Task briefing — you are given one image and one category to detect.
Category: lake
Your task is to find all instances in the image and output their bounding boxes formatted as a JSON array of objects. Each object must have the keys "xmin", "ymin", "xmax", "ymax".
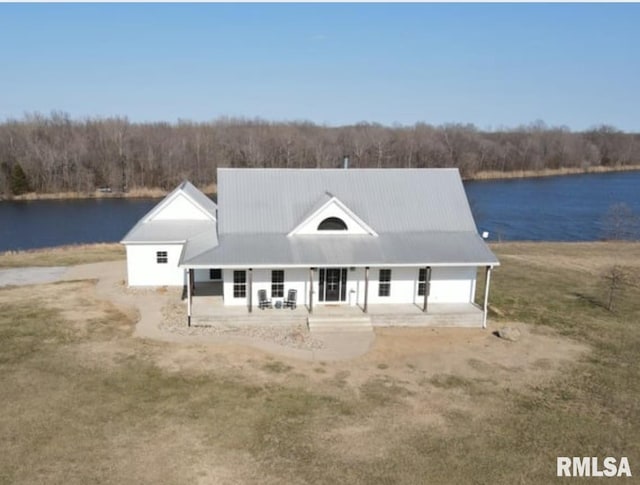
[
  {"xmin": 465, "ymin": 170, "xmax": 640, "ymax": 242},
  {"xmin": 0, "ymin": 198, "xmax": 160, "ymax": 252},
  {"xmin": 1, "ymin": 171, "xmax": 639, "ymax": 252}
]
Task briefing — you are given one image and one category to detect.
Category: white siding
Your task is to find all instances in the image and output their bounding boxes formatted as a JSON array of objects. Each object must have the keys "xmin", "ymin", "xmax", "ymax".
[
  {"xmin": 353, "ymin": 266, "xmax": 475, "ymax": 305},
  {"xmin": 220, "ymin": 265, "xmax": 477, "ymax": 307},
  {"xmin": 125, "ymin": 244, "xmax": 185, "ymax": 286},
  {"xmin": 223, "ymin": 268, "xmax": 310, "ymax": 306},
  {"xmin": 429, "ymin": 267, "xmax": 477, "ymax": 303},
  {"xmin": 149, "ymin": 193, "xmax": 210, "ymax": 221},
  {"xmin": 357, "ymin": 267, "xmax": 417, "ymax": 305}
]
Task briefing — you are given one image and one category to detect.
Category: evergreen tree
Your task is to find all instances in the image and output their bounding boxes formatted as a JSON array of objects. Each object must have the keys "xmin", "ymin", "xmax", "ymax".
[{"xmin": 10, "ymin": 163, "xmax": 31, "ymax": 195}]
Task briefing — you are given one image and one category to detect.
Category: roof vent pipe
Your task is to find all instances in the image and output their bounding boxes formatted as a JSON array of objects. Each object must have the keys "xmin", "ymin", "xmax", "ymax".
[{"xmin": 343, "ymin": 156, "xmax": 349, "ymax": 169}]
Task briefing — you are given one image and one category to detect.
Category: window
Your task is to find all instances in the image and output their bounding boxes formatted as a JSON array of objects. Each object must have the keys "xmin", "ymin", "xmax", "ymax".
[
  {"xmin": 271, "ymin": 270, "xmax": 284, "ymax": 298},
  {"xmin": 317, "ymin": 217, "xmax": 348, "ymax": 231},
  {"xmin": 378, "ymin": 269, "xmax": 391, "ymax": 297},
  {"xmin": 418, "ymin": 268, "xmax": 427, "ymax": 296},
  {"xmin": 156, "ymin": 251, "xmax": 168, "ymax": 264},
  {"xmin": 233, "ymin": 270, "xmax": 246, "ymax": 298},
  {"xmin": 209, "ymin": 268, "xmax": 222, "ymax": 280}
]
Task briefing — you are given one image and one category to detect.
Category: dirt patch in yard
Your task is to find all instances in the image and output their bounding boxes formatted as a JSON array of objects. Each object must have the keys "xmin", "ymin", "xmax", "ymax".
[
  {"xmin": 149, "ymin": 321, "xmax": 586, "ymax": 392},
  {"xmin": 145, "ymin": 315, "xmax": 590, "ymax": 472},
  {"xmin": 359, "ymin": 323, "xmax": 586, "ymax": 388}
]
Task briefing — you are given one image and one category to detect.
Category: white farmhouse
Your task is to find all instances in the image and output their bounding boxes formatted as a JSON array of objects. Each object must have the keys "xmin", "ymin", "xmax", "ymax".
[{"xmin": 122, "ymin": 168, "xmax": 499, "ymax": 328}]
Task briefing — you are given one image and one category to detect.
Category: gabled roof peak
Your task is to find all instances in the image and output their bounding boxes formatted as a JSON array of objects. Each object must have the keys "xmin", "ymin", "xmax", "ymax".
[
  {"xmin": 140, "ymin": 181, "xmax": 217, "ymax": 223},
  {"xmin": 287, "ymin": 193, "xmax": 378, "ymax": 237}
]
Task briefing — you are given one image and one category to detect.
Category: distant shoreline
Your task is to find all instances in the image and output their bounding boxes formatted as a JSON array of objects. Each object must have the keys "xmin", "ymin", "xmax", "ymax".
[
  {"xmin": 467, "ymin": 164, "xmax": 640, "ymax": 181},
  {"xmin": 2, "ymin": 166, "xmax": 639, "ymax": 201},
  {"xmin": 1, "ymin": 184, "xmax": 217, "ymax": 202}
]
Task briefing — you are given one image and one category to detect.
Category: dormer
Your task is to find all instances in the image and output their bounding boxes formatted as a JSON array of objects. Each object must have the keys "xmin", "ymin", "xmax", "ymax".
[
  {"xmin": 288, "ymin": 193, "xmax": 377, "ymax": 236},
  {"xmin": 143, "ymin": 182, "xmax": 217, "ymax": 223}
]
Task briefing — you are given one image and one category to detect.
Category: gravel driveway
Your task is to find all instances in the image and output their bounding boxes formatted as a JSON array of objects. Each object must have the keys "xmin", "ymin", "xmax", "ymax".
[{"xmin": 0, "ymin": 267, "xmax": 67, "ymax": 287}]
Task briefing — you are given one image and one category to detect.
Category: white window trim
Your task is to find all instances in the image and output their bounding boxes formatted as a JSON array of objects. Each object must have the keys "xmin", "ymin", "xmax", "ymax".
[
  {"xmin": 156, "ymin": 251, "xmax": 168, "ymax": 264},
  {"xmin": 287, "ymin": 196, "xmax": 378, "ymax": 237}
]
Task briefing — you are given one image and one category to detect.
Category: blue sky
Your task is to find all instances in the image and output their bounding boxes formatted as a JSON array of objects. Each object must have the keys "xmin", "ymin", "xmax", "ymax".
[{"xmin": 1, "ymin": 3, "xmax": 639, "ymax": 131}]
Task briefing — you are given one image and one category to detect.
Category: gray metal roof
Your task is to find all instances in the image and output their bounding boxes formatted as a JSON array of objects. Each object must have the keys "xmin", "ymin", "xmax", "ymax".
[
  {"xmin": 121, "ymin": 181, "xmax": 217, "ymax": 244},
  {"xmin": 179, "ymin": 181, "xmax": 217, "ymax": 219},
  {"xmin": 217, "ymin": 168, "xmax": 477, "ymax": 234},
  {"xmin": 121, "ymin": 220, "xmax": 216, "ymax": 244},
  {"xmin": 123, "ymin": 170, "xmax": 498, "ymax": 269},
  {"xmin": 181, "ymin": 227, "xmax": 219, "ymax": 262},
  {"xmin": 180, "ymin": 231, "xmax": 498, "ymax": 268}
]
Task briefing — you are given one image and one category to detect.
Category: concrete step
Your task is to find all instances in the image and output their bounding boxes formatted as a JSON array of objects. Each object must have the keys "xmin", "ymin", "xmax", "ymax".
[
  {"xmin": 191, "ymin": 313, "xmax": 307, "ymax": 327},
  {"xmin": 371, "ymin": 312, "xmax": 482, "ymax": 327},
  {"xmin": 308, "ymin": 315, "xmax": 373, "ymax": 333}
]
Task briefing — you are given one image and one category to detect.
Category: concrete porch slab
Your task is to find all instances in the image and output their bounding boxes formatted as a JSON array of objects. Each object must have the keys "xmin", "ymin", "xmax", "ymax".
[{"xmin": 191, "ymin": 293, "xmax": 483, "ymax": 328}]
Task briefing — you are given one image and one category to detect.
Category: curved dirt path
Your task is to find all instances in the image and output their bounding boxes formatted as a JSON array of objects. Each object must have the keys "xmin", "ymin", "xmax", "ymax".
[{"xmin": 62, "ymin": 260, "xmax": 374, "ymax": 361}]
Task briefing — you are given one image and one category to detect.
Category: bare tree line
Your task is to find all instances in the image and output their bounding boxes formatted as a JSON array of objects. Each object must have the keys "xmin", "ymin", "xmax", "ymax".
[{"xmin": 1, "ymin": 112, "xmax": 639, "ymax": 195}]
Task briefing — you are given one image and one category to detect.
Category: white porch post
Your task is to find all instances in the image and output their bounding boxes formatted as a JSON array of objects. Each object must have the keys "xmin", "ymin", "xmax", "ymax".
[
  {"xmin": 482, "ymin": 265, "xmax": 492, "ymax": 329},
  {"xmin": 309, "ymin": 268, "xmax": 314, "ymax": 314},
  {"xmin": 248, "ymin": 268, "xmax": 253, "ymax": 313},
  {"xmin": 422, "ymin": 266, "xmax": 432, "ymax": 313},
  {"xmin": 186, "ymin": 268, "xmax": 192, "ymax": 327},
  {"xmin": 363, "ymin": 266, "xmax": 369, "ymax": 313}
]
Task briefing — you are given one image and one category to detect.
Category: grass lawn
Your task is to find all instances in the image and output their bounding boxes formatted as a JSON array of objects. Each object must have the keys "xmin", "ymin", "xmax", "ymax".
[
  {"xmin": 1, "ymin": 242, "xmax": 639, "ymax": 483},
  {"xmin": 0, "ymin": 243, "xmax": 124, "ymax": 268}
]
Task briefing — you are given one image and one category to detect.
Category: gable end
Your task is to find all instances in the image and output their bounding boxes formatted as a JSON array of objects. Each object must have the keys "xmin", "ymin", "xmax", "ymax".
[
  {"xmin": 144, "ymin": 187, "xmax": 216, "ymax": 223},
  {"xmin": 288, "ymin": 196, "xmax": 377, "ymax": 236}
]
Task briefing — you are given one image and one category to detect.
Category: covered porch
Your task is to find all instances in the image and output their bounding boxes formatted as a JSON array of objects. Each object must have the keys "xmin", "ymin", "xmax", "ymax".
[
  {"xmin": 184, "ymin": 264, "xmax": 494, "ymax": 329},
  {"xmin": 186, "ymin": 280, "xmax": 485, "ymax": 329}
]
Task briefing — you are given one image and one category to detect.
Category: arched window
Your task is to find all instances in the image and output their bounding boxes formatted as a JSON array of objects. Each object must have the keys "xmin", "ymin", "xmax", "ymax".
[{"xmin": 317, "ymin": 217, "xmax": 348, "ymax": 231}]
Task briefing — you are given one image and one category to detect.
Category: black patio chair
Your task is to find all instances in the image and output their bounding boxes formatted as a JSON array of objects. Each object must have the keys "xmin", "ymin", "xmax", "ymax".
[
  {"xmin": 283, "ymin": 289, "xmax": 297, "ymax": 310},
  {"xmin": 258, "ymin": 289, "xmax": 272, "ymax": 310}
]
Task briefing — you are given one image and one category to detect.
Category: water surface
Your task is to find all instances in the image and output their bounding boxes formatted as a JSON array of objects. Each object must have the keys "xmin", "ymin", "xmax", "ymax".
[
  {"xmin": 0, "ymin": 198, "xmax": 158, "ymax": 252},
  {"xmin": 1, "ymin": 171, "xmax": 638, "ymax": 252},
  {"xmin": 464, "ymin": 171, "xmax": 640, "ymax": 242}
]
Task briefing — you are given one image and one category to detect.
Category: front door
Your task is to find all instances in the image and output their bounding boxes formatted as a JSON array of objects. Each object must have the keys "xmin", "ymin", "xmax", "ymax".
[
  {"xmin": 319, "ymin": 268, "xmax": 348, "ymax": 302},
  {"xmin": 325, "ymin": 268, "xmax": 342, "ymax": 302}
]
